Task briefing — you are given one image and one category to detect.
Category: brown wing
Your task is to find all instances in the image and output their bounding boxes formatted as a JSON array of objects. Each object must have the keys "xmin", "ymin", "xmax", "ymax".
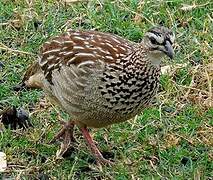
[{"xmin": 38, "ymin": 30, "xmax": 134, "ymax": 84}]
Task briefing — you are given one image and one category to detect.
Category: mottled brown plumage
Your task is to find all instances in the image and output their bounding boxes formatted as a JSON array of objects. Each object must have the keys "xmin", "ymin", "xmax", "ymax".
[{"xmin": 27, "ymin": 26, "xmax": 175, "ymax": 164}]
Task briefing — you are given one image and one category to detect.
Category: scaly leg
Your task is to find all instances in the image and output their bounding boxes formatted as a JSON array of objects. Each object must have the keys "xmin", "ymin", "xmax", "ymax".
[
  {"xmin": 50, "ymin": 120, "xmax": 75, "ymax": 158},
  {"xmin": 80, "ymin": 127, "xmax": 113, "ymax": 165}
]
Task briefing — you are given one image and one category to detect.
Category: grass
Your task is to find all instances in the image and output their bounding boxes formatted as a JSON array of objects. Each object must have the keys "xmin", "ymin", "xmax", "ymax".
[{"xmin": 0, "ymin": 0, "xmax": 213, "ymax": 179}]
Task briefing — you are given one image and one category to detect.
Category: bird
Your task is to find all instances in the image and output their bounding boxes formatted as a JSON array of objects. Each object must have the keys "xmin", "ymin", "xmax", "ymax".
[{"xmin": 23, "ymin": 26, "xmax": 175, "ymax": 165}]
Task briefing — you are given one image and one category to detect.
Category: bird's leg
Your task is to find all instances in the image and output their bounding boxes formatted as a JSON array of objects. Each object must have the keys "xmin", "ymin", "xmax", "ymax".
[
  {"xmin": 50, "ymin": 120, "xmax": 75, "ymax": 158},
  {"xmin": 80, "ymin": 127, "xmax": 113, "ymax": 165}
]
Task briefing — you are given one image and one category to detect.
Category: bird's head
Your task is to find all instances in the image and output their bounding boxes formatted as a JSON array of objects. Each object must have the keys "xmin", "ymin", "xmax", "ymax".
[{"xmin": 142, "ymin": 26, "xmax": 175, "ymax": 65}]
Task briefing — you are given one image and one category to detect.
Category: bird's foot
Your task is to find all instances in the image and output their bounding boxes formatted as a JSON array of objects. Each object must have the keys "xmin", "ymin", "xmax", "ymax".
[
  {"xmin": 80, "ymin": 127, "xmax": 114, "ymax": 166},
  {"xmin": 50, "ymin": 120, "xmax": 75, "ymax": 159}
]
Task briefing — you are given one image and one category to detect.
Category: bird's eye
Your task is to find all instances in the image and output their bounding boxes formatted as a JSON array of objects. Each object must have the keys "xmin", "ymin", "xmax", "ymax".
[{"xmin": 150, "ymin": 37, "xmax": 157, "ymax": 44}]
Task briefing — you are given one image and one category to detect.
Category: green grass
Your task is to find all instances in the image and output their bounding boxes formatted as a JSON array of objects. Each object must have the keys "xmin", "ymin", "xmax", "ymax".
[{"xmin": 0, "ymin": 0, "xmax": 213, "ymax": 179}]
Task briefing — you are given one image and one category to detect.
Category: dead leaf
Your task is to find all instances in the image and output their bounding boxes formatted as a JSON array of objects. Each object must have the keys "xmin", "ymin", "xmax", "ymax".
[
  {"xmin": 133, "ymin": 14, "xmax": 142, "ymax": 23},
  {"xmin": 161, "ymin": 63, "xmax": 188, "ymax": 75},
  {"xmin": 180, "ymin": 3, "xmax": 209, "ymax": 11},
  {"xmin": 180, "ymin": 4, "xmax": 197, "ymax": 11},
  {"xmin": 165, "ymin": 134, "xmax": 180, "ymax": 148}
]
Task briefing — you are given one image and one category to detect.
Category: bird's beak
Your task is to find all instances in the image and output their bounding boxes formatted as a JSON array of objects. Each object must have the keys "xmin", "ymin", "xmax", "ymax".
[{"xmin": 164, "ymin": 41, "xmax": 174, "ymax": 59}]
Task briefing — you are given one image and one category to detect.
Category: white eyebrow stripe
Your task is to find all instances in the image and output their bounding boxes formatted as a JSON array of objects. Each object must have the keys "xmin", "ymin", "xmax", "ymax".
[
  {"xmin": 156, "ymin": 36, "xmax": 164, "ymax": 44},
  {"xmin": 147, "ymin": 32, "xmax": 159, "ymax": 38},
  {"xmin": 147, "ymin": 32, "xmax": 164, "ymax": 44}
]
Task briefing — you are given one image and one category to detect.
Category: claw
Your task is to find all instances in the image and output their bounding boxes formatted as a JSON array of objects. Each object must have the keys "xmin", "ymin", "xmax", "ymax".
[
  {"xmin": 50, "ymin": 120, "xmax": 113, "ymax": 165},
  {"xmin": 80, "ymin": 127, "xmax": 114, "ymax": 166},
  {"xmin": 50, "ymin": 121, "xmax": 76, "ymax": 158}
]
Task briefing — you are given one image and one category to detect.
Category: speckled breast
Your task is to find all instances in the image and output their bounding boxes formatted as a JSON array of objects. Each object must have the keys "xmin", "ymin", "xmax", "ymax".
[{"xmin": 75, "ymin": 61, "xmax": 161, "ymax": 128}]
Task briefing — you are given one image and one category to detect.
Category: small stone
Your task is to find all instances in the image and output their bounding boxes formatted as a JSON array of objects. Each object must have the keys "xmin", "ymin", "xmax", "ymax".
[
  {"xmin": 16, "ymin": 107, "xmax": 29, "ymax": 121},
  {"xmin": 16, "ymin": 107, "xmax": 32, "ymax": 128}
]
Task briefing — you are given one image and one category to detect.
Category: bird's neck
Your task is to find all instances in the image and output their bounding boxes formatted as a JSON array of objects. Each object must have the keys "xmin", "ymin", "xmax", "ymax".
[
  {"xmin": 147, "ymin": 52, "xmax": 164, "ymax": 66},
  {"xmin": 139, "ymin": 42, "xmax": 163, "ymax": 67}
]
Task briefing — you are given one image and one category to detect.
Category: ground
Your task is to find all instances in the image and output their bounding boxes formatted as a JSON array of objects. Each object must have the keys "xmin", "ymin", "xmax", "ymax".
[{"xmin": 0, "ymin": 0, "xmax": 212, "ymax": 179}]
